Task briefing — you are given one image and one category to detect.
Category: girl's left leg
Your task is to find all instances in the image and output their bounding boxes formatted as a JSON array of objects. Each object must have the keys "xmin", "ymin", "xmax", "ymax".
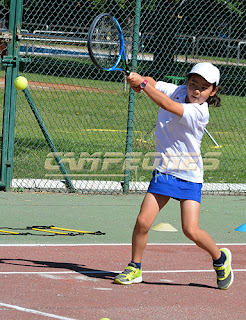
[
  {"xmin": 180, "ymin": 199, "xmax": 234, "ymax": 290},
  {"xmin": 180, "ymin": 199, "xmax": 221, "ymax": 260}
]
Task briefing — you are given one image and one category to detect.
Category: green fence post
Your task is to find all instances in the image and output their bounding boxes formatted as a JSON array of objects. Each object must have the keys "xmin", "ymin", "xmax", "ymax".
[
  {"xmin": 0, "ymin": 0, "xmax": 20, "ymax": 191},
  {"xmin": 5, "ymin": 0, "xmax": 23, "ymax": 190},
  {"xmin": 0, "ymin": 64, "xmax": 13, "ymax": 190},
  {"xmin": 123, "ymin": 0, "xmax": 141, "ymax": 193}
]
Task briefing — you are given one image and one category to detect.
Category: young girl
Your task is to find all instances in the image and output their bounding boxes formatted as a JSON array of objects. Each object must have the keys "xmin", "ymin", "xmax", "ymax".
[{"xmin": 114, "ymin": 62, "xmax": 233, "ymax": 290}]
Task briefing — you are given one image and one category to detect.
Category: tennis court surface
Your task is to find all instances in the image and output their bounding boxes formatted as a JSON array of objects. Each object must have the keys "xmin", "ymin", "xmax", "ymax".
[{"xmin": 0, "ymin": 192, "xmax": 245, "ymax": 319}]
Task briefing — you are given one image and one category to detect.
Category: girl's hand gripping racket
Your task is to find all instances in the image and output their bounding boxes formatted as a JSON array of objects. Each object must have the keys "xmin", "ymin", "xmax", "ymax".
[{"xmin": 88, "ymin": 13, "xmax": 130, "ymax": 76}]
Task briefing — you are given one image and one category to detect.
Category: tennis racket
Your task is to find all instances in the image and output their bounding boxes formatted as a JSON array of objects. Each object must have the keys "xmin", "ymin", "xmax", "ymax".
[{"xmin": 88, "ymin": 13, "xmax": 130, "ymax": 76}]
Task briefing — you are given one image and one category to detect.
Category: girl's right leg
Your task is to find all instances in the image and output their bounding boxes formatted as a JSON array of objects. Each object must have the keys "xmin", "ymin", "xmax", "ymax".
[
  {"xmin": 114, "ymin": 192, "xmax": 170, "ymax": 285},
  {"xmin": 132, "ymin": 192, "xmax": 170, "ymax": 263}
]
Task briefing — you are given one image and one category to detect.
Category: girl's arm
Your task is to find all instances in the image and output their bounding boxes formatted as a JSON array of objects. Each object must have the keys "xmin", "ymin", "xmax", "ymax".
[
  {"xmin": 144, "ymin": 76, "xmax": 157, "ymax": 87},
  {"xmin": 127, "ymin": 73, "xmax": 184, "ymax": 117}
]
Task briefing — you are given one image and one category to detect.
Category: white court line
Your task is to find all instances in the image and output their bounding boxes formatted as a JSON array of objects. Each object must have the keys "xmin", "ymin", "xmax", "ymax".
[
  {"xmin": 0, "ymin": 243, "xmax": 245, "ymax": 246},
  {"xmin": 0, "ymin": 269, "xmax": 245, "ymax": 275},
  {"xmin": 0, "ymin": 302, "xmax": 77, "ymax": 320}
]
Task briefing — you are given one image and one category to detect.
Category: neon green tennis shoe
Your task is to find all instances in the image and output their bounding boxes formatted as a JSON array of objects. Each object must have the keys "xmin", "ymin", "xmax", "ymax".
[
  {"xmin": 213, "ymin": 248, "xmax": 234, "ymax": 290},
  {"xmin": 114, "ymin": 262, "xmax": 142, "ymax": 285}
]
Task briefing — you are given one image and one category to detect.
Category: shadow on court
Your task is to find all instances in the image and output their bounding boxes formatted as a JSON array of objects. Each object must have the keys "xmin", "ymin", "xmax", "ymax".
[
  {"xmin": 0, "ymin": 258, "xmax": 117, "ymax": 280},
  {"xmin": 0, "ymin": 258, "xmax": 218, "ymax": 290},
  {"xmin": 0, "ymin": 193, "xmax": 245, "ymax": 319},
  {"xmin": 0, "ymin": 244, "xmax": 245, "ymax": 320},
  {"xmin": 142, "ymin": 280, "xmax": 218, "ymax": 290}
]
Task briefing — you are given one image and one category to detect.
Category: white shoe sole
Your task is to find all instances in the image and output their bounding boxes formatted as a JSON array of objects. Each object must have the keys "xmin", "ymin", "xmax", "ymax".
[
  {"xmin": 130, "ymin": 276, "xmax": 143, "ymax": 284},
  {"xmin": 114, "ymin": 275, "xmax": 142, "ymax": 285}
]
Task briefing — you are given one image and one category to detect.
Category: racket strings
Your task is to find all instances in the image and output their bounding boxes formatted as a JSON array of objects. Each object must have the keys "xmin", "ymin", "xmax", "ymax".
[{"xmin": 90, "ymin": 16, "xmax": 121, "ymax": 69}]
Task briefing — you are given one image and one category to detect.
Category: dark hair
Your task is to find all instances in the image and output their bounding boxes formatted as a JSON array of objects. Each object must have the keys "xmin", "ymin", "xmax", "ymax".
[
  {"xmin": 187, "ymin": 74, "xmax": 221, "ymax": 108},
  {"xmin": 206, "ymin": 83, "xmax": 221, "ymax": 108}
]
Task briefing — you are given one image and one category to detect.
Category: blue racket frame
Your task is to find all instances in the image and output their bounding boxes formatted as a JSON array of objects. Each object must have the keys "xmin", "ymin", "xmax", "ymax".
[
  {"xmin": 88, "ymin": 13, "xmax": 130, "ymax": 75},
  {"xmin": 109, "ymin": 17, "xmax": 129, "ymax": 74}
]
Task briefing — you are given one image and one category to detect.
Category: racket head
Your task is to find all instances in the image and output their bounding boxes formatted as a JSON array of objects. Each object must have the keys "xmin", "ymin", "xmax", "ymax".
[{"xmin": 88, "ymin": 13, "xmax": 130, "ymax": 75}]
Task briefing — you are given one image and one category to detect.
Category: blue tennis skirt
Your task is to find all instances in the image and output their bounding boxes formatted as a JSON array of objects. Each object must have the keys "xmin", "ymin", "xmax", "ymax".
[{"xmin": 147, "ymin": 171, "xmax": 202, "ymax": 203}]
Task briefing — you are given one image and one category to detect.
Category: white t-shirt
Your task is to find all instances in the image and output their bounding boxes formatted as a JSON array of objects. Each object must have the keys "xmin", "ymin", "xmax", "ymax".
[{"xmin": 154, "ymin": 81, "xmax": 209, "ymax": 183}]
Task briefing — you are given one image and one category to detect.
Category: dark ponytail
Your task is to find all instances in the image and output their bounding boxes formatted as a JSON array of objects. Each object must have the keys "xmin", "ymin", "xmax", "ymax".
[
  {"xmin": 206, "ymin": 83, "xmax": 221, "ymax": 107},
  {"xmin": 206, "ymin": 93, "xmax": 221, "ymax": 107}
]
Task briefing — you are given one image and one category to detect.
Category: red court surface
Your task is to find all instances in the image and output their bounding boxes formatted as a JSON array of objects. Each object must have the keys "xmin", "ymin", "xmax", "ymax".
[{"xmin": 0, "ymin": 244, "xmax": 245, "ymax": 320}]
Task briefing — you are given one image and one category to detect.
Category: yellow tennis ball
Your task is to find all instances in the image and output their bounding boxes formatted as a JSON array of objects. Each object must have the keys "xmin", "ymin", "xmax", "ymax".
[
  {"xmin": 100, "ymin": 318, "xmax": 110, "ymax": 320},
  {"xmin": 14, "ymin": 76, "xmax": 28, "ymax": 90}
]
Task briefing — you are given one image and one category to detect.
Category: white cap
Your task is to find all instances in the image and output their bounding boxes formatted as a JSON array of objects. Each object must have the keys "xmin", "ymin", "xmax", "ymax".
[{"xmin": 188, "ymin": 62, "xmax": 220, "ymax": 86}]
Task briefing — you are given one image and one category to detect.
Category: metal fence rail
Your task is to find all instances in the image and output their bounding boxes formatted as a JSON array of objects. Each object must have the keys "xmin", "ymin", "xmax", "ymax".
[{"xmin": 0, "ymin": 0, "xmax": 245, "ymax": 194}]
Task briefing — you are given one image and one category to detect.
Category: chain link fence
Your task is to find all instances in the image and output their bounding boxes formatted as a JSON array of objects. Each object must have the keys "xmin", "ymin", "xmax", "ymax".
[{"xmin": 1, "ymin": 0, "xmax": 245, "ymax": 194}]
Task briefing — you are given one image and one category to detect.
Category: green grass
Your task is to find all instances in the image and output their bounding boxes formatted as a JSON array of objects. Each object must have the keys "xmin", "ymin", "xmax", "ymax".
[
  {"xmin": 177, "ymin": 55, "xmax": 246, "ymax": 65},
  {"xmin": 12, "ymin": 81, "xmax": 130, "ymax": 180},
  {"xmin": 0, "ymin": 71, "xmax": 245, "ymax": 185}
]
